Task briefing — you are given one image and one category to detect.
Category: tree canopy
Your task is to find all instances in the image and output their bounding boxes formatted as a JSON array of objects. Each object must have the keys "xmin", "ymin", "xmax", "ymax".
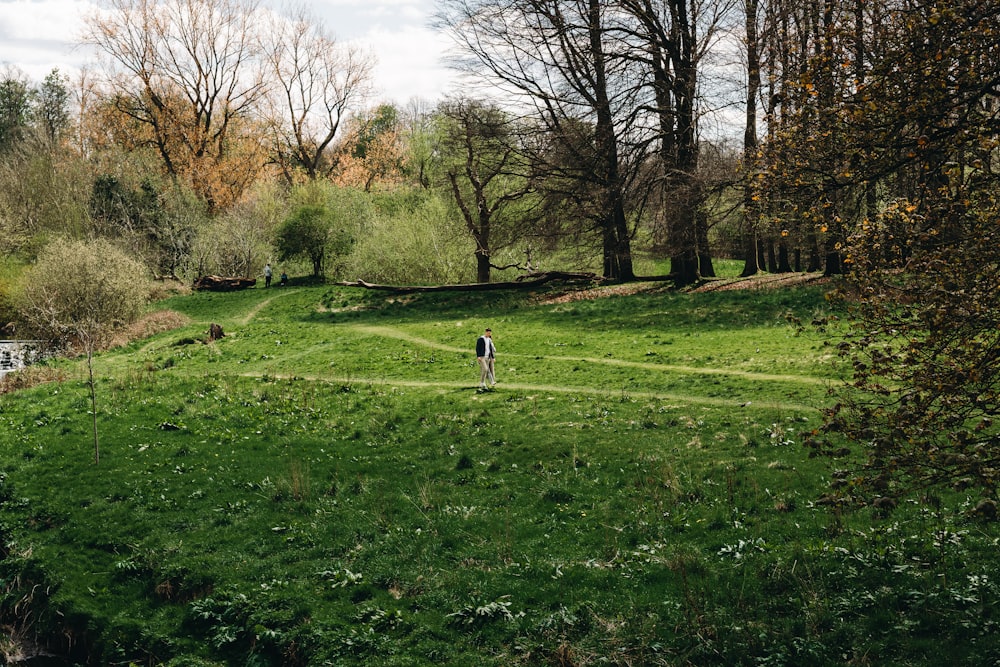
[
  {"xmin": 801, "ymin": 0, "xmax": 1000, "ymax": 504},
  {"xmin": 276, "ymin": 201, "xmax": 353, "ymax": 278}
]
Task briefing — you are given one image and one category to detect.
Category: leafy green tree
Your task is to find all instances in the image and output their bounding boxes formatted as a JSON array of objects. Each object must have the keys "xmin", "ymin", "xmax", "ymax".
[
  {"xmin": 0, "ymin": 69, "xmax": 31, "ymax": 152},
  {"xmin": 804, "ymin": 0, "xmax": 1000, "ymax": 504},
  {"xmin": 32, "ymin": 68, "xmax": 71, "ymax": 145},
  {"xmin": 353, "ymin": 104, "xmax": 399, "ymax": 161},
  {"xmin": 277, "ymin": 203, "xmax": 352, "ymax": 278},
  {"xmin": 401, "ymin": 98, "xmax": 440, "ymax": 190},
  {"xmin": 90, "ymin": 174, "xmax": 163, "ymax": 238},
  {"xmin": 16, "ymin": 238, "xmax": 150, "ymax": 464},
  {"xmin": 88, "ymin": 172, "xmax": 199, "ymax": 277},
  {"xmin": 345, "ymin": 190, "xmax": 472, "ymax": 285},
  {"xmin": 437, "ymin": 98, "xmax": 535, "ymax": 283}
]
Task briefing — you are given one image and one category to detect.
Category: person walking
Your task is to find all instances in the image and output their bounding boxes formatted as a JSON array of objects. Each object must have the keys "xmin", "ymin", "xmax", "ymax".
[
  {"xmin": 264, "ymin": 263, "xmax": 273, "ymax": 288},
  {"xmin": 475, "ymin": 328, "xmax": 497, "ymax": 391}
]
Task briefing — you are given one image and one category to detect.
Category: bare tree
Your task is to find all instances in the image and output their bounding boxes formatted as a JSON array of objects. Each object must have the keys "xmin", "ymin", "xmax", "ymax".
[
  {"xmin": 437, "ymin": 0, "xmax": 641, "ymax": 282},
  {"xmin": 83, "ymin": 0, "xmax": 269, "ymax": 211},
  {"xmin": 617, "ymin": 0, "xmax": 738, "ymax": 285},
  {"xmin": 438, "ymin": 98, "xmax": 535, "ymax": 283},
  {"xmin": 259, "ymin": 6, "xmax": 374, "ymax": 182}
]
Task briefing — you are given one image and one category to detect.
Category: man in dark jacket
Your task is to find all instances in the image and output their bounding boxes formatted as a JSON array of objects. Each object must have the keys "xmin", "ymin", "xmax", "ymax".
[{"xmin": 475, "ymin": 328, "xmax": 496, "ymax": 390}]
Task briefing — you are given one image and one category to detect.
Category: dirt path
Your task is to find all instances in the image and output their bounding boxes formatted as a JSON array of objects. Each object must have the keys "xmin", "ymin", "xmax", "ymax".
[
  {"xmin": 238, "ymin": 288, "xmax": 304, "ymax": 325},
  {"xmin": 351, "ymin": 325, "xmax": 468, "ymax": 354},
  {"xmin": 691, "ymin": 272, "xmax": 830, "ymax": 293},
  {"xmin": 346, "ymin": 323, "xmax": 830, "ymax": 386}
]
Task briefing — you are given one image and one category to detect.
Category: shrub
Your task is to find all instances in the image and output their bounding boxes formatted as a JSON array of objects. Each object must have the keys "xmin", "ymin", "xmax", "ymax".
[
  {"xmin": 15, "ymin": 237, "xmax": 150, "ymax": 463},
  {"xmin": 345, "ymin": 193, "xmax": 473, "ymax": 285}
]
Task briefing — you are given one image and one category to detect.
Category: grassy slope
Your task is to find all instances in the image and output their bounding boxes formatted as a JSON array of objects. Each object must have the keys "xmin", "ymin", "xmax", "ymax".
[{"xmin": 0, "ymin": 280, "xmax": 997, "ymax": 666}]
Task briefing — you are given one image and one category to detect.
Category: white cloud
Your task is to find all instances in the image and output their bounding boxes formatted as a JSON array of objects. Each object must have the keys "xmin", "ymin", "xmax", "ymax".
[
  {"xmin": 289, "ymin": 0, "xmax": 459, "ymax": 103},
  {"xmin": 0, "ymin": 0, "xmax": 457, "ymax": 103},
  {"xmin": 0, "ymin": 0, "xmax": 87, "ymax": 41},
  {"xmin": 352, "ymin": 23, "xmax": 458, "ymax": 105},
  {"xmin": 0, "ymin": 0, "xmax": 95, "ymax": 79}
]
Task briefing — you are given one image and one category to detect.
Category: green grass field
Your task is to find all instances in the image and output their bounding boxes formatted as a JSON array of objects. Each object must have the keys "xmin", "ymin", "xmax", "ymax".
[{"xmin": 0, "ymin": 279, "xmax": 997, "ymax": 666}]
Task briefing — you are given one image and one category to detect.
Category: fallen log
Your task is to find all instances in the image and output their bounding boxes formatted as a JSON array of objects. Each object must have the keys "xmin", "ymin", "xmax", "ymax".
[
  {"xmin": 193, "ymin": 275, "xmax": 257, "ymax": 292},
  {"xmin": 337, "ymin": 271, "xmax": 604, "ymax": 293}
]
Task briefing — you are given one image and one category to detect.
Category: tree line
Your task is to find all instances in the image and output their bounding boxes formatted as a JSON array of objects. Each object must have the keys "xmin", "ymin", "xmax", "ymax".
[
  {"xmin": 0, "ymin": 0, "xmax": 760, "ymax": 290},
  {"xmin": 0, "ymin": 0, "xmax": 995, "ymax": 287}
]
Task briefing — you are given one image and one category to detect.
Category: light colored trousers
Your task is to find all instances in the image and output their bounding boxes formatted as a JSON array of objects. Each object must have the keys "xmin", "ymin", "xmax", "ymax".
[{"xmin": 478, "ymin": 356, "xmax": 495, "ymax": 386}]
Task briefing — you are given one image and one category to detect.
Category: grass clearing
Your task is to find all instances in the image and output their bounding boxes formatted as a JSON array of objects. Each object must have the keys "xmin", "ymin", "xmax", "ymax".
[{"xmin": 0, "ymin": 279, "xmax": 997, "ymax": 665}]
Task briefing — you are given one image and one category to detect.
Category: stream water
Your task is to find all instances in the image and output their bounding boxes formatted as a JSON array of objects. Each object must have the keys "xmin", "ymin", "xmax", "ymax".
[{"xmin": 0, "ymin": 340, "xmax": 42, "ymax": 377}]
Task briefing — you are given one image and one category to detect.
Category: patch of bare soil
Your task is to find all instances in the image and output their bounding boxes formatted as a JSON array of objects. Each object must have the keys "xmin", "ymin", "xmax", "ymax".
[
  {"xmin": 106, "ymin": 309, "xmax": 192, "ymax": 350},
  {"xmin": 690, "ymin": 272, "xmax": 830, "ymax": 293},
  {"xmin": 538, "ymin": 281, "xmax": 668, "ymax": 305},
  {"xmin": 537, "ymin": 272, "xmax": 829, "ymax": 304}
]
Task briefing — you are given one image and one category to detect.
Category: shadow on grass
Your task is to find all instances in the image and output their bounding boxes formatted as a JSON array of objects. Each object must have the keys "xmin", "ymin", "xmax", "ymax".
[{"xmin": 298, "ymin": 282, "xmax": 840, "ymax": 335}]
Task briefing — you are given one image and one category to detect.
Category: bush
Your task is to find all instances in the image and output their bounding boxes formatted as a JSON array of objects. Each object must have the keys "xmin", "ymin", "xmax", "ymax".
[
  {"xmin": 345, "ymin": 193, "xmax": 474, "ymax": 285},
  {"xmin": 15, "ymin": 237, "xmax": 150, "ymax": 346},
  {"xmin": 0, "ymin": 268, "xmax": 20, "ymax": 333},
  {"xmin": 14, "ymin": 237, "xmax": 151, "ymax": 463}
]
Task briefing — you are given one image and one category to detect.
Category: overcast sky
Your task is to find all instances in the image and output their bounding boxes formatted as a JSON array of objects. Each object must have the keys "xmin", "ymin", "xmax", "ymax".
[{"xmin": 0, "ymin": 0, "xmax": 459, "ymax": 105}]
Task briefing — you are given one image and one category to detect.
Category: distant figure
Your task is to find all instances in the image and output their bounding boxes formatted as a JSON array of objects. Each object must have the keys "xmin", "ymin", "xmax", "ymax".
[
  {"xmin": 280, "ymin": 270, "xmax": 288, "ymax": 287},
  {"xmin": 264, "ymin": 263, "xmax": 272, "ymax": 288},
  {"xmin": 475, "ymin": 328, "xmax": 497, "ymax": 391}
]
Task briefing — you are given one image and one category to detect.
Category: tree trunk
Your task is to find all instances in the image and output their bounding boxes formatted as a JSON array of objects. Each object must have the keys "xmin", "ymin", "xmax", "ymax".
[
  {"xmin": 766, "ymin": 239, "xmax": 778, "ymax": 273},
  {"xmin": 608, "ymin": 199, "xmax": 635, "ymax": 282},
  {"xmin": 824, "ymin": 249, "xmax": 843, "ymax": 276},
  {"xmin": 669, "ymin": 186, "xmax": 700, "ymax": 286},
  {"xmin": 777, "ymin": 242, "xmax": 792, "ymax": 273},
  {"xmin": 590, "ymin": 0, "xmax": 634, "ymax": 283},
  {"xmin": 740, "ymin": 0, "xmax": 761, "ymax": 279},
  {"xmin": 806, "ymin": 233, "xmax": 822, "ymax": 272},
  {"xmin": 476, "ymin": 249, "xmax": 491, "ymax": 284},
  {"xmin": 696, "ymin": 209, "xmax": 715, "ymax": 278},
  {"xmin": 740, "ymin": 231, "xmax": 760, "ymax": 277}
]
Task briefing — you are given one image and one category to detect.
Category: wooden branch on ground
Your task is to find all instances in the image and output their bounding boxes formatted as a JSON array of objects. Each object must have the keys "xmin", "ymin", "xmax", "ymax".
[
  {"xmin": 337, "ymin": 271, "xmax": 605, "ymax": 293},
  {"xmin": 488, "ymin": 261, "xmax": 525, "ymax": 271},
  {"xmin": 193, "ymin": 275, "xmax": 257, "ymax": 291}
]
